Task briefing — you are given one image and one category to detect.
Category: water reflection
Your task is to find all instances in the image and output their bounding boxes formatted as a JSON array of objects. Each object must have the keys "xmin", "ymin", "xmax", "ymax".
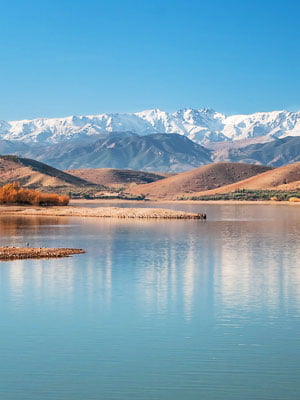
[
  {"xmin": 182, "ymin": 240, "xmax": 196, "ymax": 320},
  {"xmin": 214, "ymin": 221, "xmax": 300, "ymax": 317},
  {"xmin": 8, "ymin": 260, "xmax": 25, "ymax": 301},
  {"xmin": 1, "ymin": 211, "xmax": 300, "ymax": 319},
  {"xmin": 1, "ymin": 207, "xmax": 300, "ymax": 399}
]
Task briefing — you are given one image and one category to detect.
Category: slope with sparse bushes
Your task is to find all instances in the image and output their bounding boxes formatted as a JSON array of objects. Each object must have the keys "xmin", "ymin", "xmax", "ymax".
[{"xmin": 188, "ymin": 162, "xmax": 300, "ymax": 198}]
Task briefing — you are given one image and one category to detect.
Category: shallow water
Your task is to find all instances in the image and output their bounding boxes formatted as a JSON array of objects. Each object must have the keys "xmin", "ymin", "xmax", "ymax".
[{"xmin": 0, "ymin": 204, "xmax": 299, "ymax": 399}]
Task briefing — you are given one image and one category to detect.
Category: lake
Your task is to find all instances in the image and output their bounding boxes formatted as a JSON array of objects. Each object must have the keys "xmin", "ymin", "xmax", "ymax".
[{"xmin": 0, "ymin": 203, "xmax": 299, "ymax": 400}]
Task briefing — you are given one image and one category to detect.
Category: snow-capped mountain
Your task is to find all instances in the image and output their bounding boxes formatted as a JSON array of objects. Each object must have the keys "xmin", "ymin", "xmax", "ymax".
[{"xmin": 0, "ymin": 108, "xmax": 300, "ymax": 145}]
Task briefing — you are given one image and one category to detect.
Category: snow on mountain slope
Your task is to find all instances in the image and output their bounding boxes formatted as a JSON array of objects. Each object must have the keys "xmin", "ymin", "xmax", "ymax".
[
  {"xmin": 1, "ymin": 108, "xmax": 300, "ymax": 145},
  {"xmin": 223, "ymin": 110, "xmax": 300, "ymax": 140},
  {"xmin": 136, "ymin": 108, "xmax": 228, "ymax": 143},
  {"xmin": 0, "ymin": 114, "xmax": 153, "ymax": 143}
]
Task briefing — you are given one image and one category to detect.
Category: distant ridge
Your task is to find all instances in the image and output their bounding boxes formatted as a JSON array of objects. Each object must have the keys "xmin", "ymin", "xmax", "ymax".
[
  {"xmin": 129, "ymin": 162, "xmax": 272, "ymax": 199},
  {"xmin": 213, "ymin": 136, "xmax": 300, "ymax": 166},
  {"xmin": 66, "ymin": 168, "xmax": 170, "ymax": 187},
  {"xmin": 27, "ymin": 133, "xmax": 212, "ymax": 172}
]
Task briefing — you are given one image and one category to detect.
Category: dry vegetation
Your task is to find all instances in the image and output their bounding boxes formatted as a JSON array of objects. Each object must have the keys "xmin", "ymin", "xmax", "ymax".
[
  {"xmin": 183, "ymin": 189, "xmax": 300, "ymax": 202},
  {"xmin": 0, "ymin": 182, "xmax": 69, "ymax": 206},
  {"xmin": 289, "ymin": 197, "xmax": 300, "ymax": 202}
]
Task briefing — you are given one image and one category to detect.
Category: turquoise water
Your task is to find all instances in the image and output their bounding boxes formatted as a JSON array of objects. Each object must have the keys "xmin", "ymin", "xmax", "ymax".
[{"xmin": 0, "ymin": 204, "xmax": 299, "ymax": 399}]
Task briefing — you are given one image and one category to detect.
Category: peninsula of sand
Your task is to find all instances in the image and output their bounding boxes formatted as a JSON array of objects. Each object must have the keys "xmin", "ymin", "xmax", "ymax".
[{"xmin": 0, "ymin": 205, "xmax": 206, "ymax": 219}]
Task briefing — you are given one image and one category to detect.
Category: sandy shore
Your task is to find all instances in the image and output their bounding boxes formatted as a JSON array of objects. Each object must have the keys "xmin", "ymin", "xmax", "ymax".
[
  {"xmin": 0, "ymin": 246, "xmax": 85, "ymax": 261},
  {"xmin": 0, "ymin": 205, "xmax": 206, "ymax": 219}
]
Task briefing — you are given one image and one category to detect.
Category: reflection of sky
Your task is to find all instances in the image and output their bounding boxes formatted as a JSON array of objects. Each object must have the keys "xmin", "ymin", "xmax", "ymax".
[
  {"xmin": 132, "ymin": 219, "xmax": 300, "ymax": 321},
  {"xmin": 1, "ymin": 209, "xmax": 300, "ymax": 399},
  {"xmin": 1, "ymin": 209, "xmax": 300, "ymax": 319},
  {"xmin": 214, "ymin": 221, "xmax": 300, "ymax": 317}
]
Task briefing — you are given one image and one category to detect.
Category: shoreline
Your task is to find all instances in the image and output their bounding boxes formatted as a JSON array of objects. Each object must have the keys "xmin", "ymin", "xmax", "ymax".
[{"xmin": 69, "ymin": 199, "xmax": 300, "ymax": 206}]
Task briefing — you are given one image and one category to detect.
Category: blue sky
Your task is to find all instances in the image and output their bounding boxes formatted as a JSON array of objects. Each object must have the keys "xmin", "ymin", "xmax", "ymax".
[{"xmin": 0, "ymin": 0, "xmax": 299, "ymax": 120}]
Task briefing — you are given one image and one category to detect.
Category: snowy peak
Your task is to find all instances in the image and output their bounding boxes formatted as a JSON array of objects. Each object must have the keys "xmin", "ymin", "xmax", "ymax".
[
  {"xmin": 0, "ymin": 108, "xmax": 300, "ymax": 145},
  {"xmin": 223, "ymin": 110, "xmax": 300, "ymax": 140}
]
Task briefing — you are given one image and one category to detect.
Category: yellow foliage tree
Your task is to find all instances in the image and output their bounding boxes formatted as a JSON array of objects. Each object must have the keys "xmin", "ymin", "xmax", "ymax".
[{"xmin": 0, "ymin": 182, "xmax": 69, "ymax": 206}]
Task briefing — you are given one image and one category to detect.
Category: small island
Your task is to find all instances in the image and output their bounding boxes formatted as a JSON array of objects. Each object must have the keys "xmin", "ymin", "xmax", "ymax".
[
  {"xmin": 0, "ymin": 205, "xmax": 206, "ymax": 219},
  {"xmin": 0, "ymin": 246, "xmax": 85, "ymax": 261}
]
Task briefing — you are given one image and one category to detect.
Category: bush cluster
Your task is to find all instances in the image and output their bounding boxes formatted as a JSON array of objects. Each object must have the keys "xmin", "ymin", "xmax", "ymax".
[
  {"xmin": 181, "ymin": 189, "xmax": 300, "ymax": 201},
  {"xmin": 0, "ymin": 182, "xmax": 69, "ymax": 206}
]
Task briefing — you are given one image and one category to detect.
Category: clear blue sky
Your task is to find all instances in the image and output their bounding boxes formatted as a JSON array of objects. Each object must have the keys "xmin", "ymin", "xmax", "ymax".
[{"xmin": 1, "ymin": 0, "xmax": 299, "ymax": 120}]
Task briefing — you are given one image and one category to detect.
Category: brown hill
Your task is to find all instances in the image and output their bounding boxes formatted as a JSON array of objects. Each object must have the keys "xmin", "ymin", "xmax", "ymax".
[
  {"xmin": 190, "ymin": 162, "xmax": 300, "ymax": 197},
  {"xmin": 129, "ymin": 162, "xmax": 272, "ymax": 199},
  {"xmin": 0, "ymin": 155, "xmax": 93, "ymax": 189},
  {"xmin": 66, "ymin": 168, "xmax": 171, "ymax": 187}
]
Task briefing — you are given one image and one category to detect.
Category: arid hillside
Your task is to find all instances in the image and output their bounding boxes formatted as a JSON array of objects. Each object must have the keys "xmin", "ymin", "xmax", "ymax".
[
  {"xmin": 273, "ymin": 181, "xmax": 300, "ymax": 191},
  {"xmin": 66, "ymin": 168, "xmax": 170, "ymax": 188},
  {"xmin": 0, "ymin": 155, "xmax": 93, "ymax": 189},
  {"xmin": 189, "ymin": 162, "xmax": 300, "ymax": 197},
  {"xmin": 129, "ymin": 162, "xmax": 272, "ymax": 199}
]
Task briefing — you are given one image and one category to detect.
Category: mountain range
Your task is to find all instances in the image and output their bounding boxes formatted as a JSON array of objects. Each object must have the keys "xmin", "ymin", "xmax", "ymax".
[
  {"xmin": 1, "ymin": 108, "xmax": 300, "ymax": 145},
  {"xmin": 0, "ymin": 108, "xmax": 299, "ymax": 172},
  {"xmin": 2, "ymin": 134, "xmax": 297, "ymax": 172}
]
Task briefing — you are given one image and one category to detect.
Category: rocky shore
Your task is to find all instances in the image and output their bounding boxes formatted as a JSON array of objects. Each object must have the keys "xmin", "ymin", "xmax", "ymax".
[
  {"xmin": 0, "ymin": 205, "xmax": 206, "ymax": 219},
  {"xmin": 0, "ymin": 246, "xmax": 85, "ymax": 261}
]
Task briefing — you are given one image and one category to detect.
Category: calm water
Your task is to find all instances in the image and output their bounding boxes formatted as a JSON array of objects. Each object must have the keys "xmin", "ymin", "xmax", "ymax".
[{"xmin": 0, "ymin": 204, "xmax": 299, "ymax": 400}]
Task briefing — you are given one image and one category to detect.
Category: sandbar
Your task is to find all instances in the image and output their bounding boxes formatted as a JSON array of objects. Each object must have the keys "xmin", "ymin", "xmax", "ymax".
[
  {"xmin": 0, "ymin": 246, "xmax": 85, "ymax": 261},
  {"xmin": 0, "ymin": 205, "xmax": 206, "ymax": 219}
]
